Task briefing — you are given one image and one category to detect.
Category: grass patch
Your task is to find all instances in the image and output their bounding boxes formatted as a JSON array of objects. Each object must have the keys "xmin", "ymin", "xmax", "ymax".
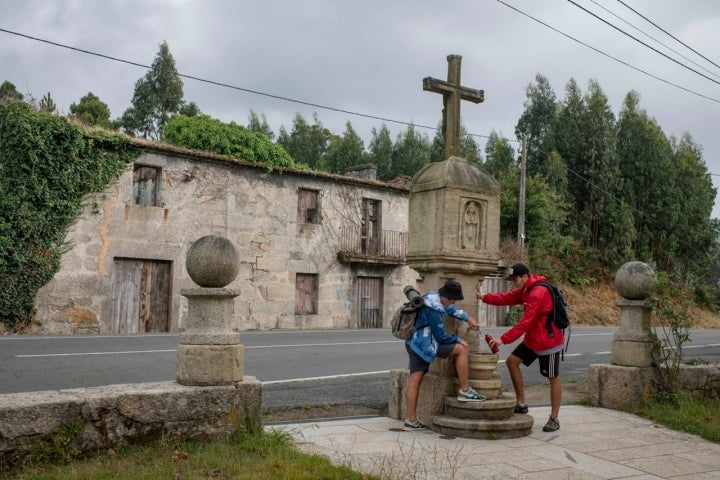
[
  {"xmin": 7, "ymin": 428, "xmax": 378, "ymax": 480},
  {"xmin": 634, "ymin": 391, "xmax": 720, "ymax": 443}
]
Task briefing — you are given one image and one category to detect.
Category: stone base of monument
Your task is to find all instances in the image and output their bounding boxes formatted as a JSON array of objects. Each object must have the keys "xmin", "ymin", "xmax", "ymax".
[
  {"xmin": 431, "ymin": 411, "xmax": 534, "ymax": 440},
  {"xmin": 587, "ymin": 363, "xmax": 657, "ymax": 411},
  {"xmin": 177, "ymin": 344, "xmax": 245, "ymax": 386},
  {"xmin": 388, "ymin": 353, "xmax": 533, "ymax": 438}
]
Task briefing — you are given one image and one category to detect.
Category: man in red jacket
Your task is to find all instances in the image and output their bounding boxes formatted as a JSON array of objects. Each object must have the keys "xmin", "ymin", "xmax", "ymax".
[{"xmin": 477, "ymin": 263, "xmax": 564, "ymax": 432}]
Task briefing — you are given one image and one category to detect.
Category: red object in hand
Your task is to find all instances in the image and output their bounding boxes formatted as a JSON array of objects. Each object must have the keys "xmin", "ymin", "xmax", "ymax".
[{"xmin": 485, "ymin": 333, "xmax": 499, "ymax": 354}]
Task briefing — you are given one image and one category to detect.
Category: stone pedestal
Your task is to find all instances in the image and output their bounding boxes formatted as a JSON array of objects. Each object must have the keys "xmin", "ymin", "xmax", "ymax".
[
  {"xmin": 588, "ymin": 261, "xmax": 659, "ymax": 410},
  {"xmin": 611, "ymin": 299, "xmax": 659, "ymax": 367},
  {"xmin": 177, "ymin": 288, "xmax": 243, "ymax": 386}
]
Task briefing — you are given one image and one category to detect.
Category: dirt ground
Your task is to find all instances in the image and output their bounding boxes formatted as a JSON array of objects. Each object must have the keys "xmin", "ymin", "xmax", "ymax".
[{"xmin": 263, "ymin": 383, "xmax": 588, "ymax": 423}]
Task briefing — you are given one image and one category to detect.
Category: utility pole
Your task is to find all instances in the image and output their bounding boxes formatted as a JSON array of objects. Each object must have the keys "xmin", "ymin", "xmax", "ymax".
[{"xmin": 518, "ymin": 137, "xmax": 527, "ymax": 249}]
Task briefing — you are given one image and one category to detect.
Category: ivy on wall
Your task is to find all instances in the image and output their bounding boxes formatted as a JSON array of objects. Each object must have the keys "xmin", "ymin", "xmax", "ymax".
[{"xmin": 0, "ymin": 101, "xmax": 138, "ymax": 331}]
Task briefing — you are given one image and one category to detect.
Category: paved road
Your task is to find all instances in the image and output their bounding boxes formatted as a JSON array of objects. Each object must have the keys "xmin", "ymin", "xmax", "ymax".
[{"xmin": 2, "ymin": 327, "xmax": 719, "ymax": 412}]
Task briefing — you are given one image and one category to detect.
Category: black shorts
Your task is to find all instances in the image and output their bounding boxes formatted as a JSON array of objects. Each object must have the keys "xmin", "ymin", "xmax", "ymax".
[
  {"xmin": 510, "ymin": 342, "xmax": 561, "ymax": 378},
  {"xmin": 406, "ymin": 342, "xmax": 456, "ymax": 374}
]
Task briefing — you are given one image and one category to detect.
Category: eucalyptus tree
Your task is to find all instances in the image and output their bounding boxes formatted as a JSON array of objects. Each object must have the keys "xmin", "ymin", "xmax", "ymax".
[
  {"xmin": 120, "ymin": 41, "xmax": 184, "ymax": 140},
  {"xmin": 368, "ymin": 124, "xmax": 394, "ymax": 181},
  {"xmin": 616, "ymin": 91, "xmax": 677, "ymax": 266},
  {"xmin": 247, "ymin": 110, "xmax": 274, "ymax": 140},
  {"xmin": 392, "ymin": 124, "xmax": 431, "ymax": 178},
  {"xmin": 277, "ymin": 112, "xmax": 331, "ymax": 169},
  {"xmin": 515, "ymin": 73, "xmax": 558, "ymax": 178},
  {"xmin": 667, "ymin": 133, "xmax": 717, "ymax": 281},
  {"xmin": 324, "ymin": 121, "xmax": 366, "ymax": 174},
  {"xmin": 483, "ymin": 129, "xmax": 516, "ymax": 178},
  {"xmin": 429, "ymin": 122, "xmax": 482, "ymax": 164}
]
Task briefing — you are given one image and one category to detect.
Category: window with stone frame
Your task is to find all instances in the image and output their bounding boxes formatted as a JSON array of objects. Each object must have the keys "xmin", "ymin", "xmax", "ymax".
[
  {"xmin": 297, "ymin": 188, "xmax": 320, "ymax": 224},
  {"xmin": 133, "ymin": 164, "xmax": 162, "ymax": 206},
  {"xmin": 295, "ymin": 273, "xmax": 318, "ymax": 315}
]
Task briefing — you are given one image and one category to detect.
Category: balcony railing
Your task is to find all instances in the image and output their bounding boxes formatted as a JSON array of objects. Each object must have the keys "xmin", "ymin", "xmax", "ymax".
[{"xmin": 337, "ymin": 225, "xmax": 408, "ymax": 265}]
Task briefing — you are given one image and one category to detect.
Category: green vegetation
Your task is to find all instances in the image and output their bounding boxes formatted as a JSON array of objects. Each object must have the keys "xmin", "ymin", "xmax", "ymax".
[
  {"xmin": 163, "ymin": 114, "xmax": 299, "ymax": 170},
  {"xmin": 0, "ymin": 101, "xmax": 137, "ymax": 330},
  {"xmin": 7, "ymin": 428, "xmax": 378, "ymax": 480},
  {"xmin": 635, "ymin": 392, "xmax": 720, "ymax": 443}
]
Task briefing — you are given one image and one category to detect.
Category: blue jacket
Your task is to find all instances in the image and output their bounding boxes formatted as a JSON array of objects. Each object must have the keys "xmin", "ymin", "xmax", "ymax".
[{"xmin": 406, "ymin": 291, "xmax": 463, "ymax": 363}]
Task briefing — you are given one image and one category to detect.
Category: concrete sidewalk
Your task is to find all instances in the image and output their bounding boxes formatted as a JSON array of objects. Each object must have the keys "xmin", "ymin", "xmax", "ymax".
[{"xmin": 266, "ymin": 405, "xmax": 720, "ymax": 479}]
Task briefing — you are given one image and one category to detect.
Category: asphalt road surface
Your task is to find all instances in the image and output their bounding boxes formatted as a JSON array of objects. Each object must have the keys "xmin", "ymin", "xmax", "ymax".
[{"xmin": 2, "ymin": 327, "xmax": 719, "ymax": 412}]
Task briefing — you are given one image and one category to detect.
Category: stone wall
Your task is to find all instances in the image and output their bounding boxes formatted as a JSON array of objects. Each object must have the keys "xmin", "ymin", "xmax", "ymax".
[
  {"xmin": 0, "ymin": 380, "xmax": 262, "ymax": 469},
  {"xmin": 32, "ymin": 145, "xmax": 417, "ymax": 334}
]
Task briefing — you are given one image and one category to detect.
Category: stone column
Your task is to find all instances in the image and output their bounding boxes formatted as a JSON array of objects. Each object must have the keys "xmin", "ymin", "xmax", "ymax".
[
  {"xmin": 588, "ymin": 261, "xmax": 659, "ymax": 410},
  {"xmin": 177, "ymin": 235, "xmax": 245, "ymax": 386}
]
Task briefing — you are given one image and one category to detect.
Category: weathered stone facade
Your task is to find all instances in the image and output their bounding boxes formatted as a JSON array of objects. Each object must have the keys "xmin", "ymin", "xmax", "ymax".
[{"xmin": 32, "ymin": 143, "xmax": 417, "ymax": 334}]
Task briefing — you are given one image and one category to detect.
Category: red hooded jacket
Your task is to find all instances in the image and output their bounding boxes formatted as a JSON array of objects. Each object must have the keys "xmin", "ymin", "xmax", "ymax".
[{"xmin": 482, "ymin": 274, "xmax": 565, "ymax": 352}]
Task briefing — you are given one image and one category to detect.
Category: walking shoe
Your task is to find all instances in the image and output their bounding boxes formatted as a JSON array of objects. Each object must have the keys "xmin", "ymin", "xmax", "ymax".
[
  {"xmin": 457, "ymin": 387, "xmax": 486, "ymax": 402},
  {"xmin": 402, "ymin": 419, "xmax": 427, "ymax": 431},
  {"xmin": 514, "ymin": 404, "xmax": 529, "ymax": 414},
  {"xmin": 543, "ymin": 416, "xmax": 560, "ymax": 432}
]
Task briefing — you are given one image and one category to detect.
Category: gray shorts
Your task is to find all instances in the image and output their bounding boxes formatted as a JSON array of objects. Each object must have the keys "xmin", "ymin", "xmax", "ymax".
[{"xmin": 406, "ymin": 342, "xmax": 456, "ymax": 374}]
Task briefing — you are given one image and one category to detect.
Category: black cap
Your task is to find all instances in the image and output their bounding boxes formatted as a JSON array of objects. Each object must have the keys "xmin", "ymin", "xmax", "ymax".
[
  {"xmin": 438, "ymin": 280, "xmax": 464, "ymax": 300},
  {"xmin": 506, "ymin": 263, "xmax": 530, "ymax": 281}
]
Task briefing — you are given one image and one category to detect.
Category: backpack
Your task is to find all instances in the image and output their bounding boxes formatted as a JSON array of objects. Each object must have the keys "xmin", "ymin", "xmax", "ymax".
[
  {"xmin": 390, "ymin": 303, "xmax": 422, "ymax": 340},
  {"xmin": 527, "ymin": 281, "xmax": 570, "ymax": 354}
]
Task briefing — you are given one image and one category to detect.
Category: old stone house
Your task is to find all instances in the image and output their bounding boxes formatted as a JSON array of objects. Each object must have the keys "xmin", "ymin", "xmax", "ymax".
[{"xmin": 32, "ymin": 141, "xmax": 419, "ymax": 335}]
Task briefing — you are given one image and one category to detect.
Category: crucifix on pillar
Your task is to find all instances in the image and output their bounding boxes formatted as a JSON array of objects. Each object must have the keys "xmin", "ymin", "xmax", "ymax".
[{"xmin": 423, "ymin": 55, "xmax": 484, "ymax": 159}]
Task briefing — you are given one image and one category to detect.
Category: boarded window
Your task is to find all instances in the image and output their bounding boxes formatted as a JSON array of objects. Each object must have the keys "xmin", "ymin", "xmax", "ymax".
[
  {"xmin": 295, "ymin": 273, "xmax": 318, "ymax": 314},
  {"xmin": 357, "ymin": 276, "xmax": 383, "ymax": 328},
  {"xmin": 133, "ymin": 165, "xmax": 161, "ymax": 206},
  {"xmin": 112, "ymin": 258, "xmax": 171, "ymax": 333},
  {"xmin": 297, "ymin": 188, "xmax": 319, "ymax": 224}
]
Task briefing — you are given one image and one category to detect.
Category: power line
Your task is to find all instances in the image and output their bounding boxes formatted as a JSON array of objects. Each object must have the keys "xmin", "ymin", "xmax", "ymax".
[
  {"xmin": 496, "ymin": 0, "xmax": 720, "ymax": 104},
  {"xmin": 617, "ymin": 0, "xmax": 720, "ymax": 72},
  {"xmin": 567, "ymin": 0, "xmax": 720, "ymax": 88},
  {"xmin": 0, "ymin": 27, "xmax": 499, "ymax": 142},
  {"xmin": 589, "ymin": 0, "xmax": 720, "ymax": 81}
]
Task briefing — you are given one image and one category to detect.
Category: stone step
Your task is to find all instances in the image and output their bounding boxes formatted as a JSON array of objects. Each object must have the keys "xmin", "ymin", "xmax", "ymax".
[
  {"xmin": 444, "ymin": 394, "xmax": 516, "ymax": 421},
  {"xmin": 431, "ymin": 412, "xmax": 534, "ymax": 440}
]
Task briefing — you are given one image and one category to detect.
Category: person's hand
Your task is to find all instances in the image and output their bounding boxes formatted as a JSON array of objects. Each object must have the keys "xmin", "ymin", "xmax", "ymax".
[
  {"xmin": 489, "ymin": 337, "xmax": 503, "ymax": 348},
  {"xmin": 459, "ymin": 339, "xmax": 469, "ymax": 350},
  {"xmin": 467, "ymin": 317, "xmax": 479, "ymax": 330},
  {"xmin": 475, "ymin": 279, "xmax": 484, "ymax": 301}
]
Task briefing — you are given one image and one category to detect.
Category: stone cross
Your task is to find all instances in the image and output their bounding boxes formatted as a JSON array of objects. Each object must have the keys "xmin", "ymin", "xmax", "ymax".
[{"xmin": 423, "ymin": 55, "xmax": 484, "ymax": 159}]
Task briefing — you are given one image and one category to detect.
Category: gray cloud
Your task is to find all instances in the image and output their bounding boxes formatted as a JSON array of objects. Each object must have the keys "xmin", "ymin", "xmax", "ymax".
[{"xmin": 2, "ymin": 0, "xmax": 719, "ymax": 215}]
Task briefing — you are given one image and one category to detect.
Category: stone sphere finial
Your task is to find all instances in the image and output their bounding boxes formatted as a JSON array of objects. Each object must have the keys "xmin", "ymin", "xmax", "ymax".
[
  {"xmin": 186, "ymin": 235, "xmax": 239, "ymax": 288},
  {"xmin": 615, "ymin": 261, "xmax": 656, "ymax": 300}
]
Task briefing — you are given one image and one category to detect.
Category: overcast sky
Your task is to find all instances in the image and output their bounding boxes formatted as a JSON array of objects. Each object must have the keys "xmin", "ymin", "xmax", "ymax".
[{"xmin": 2, "ymin": 1, "xmax": 720, "ymax": 216}]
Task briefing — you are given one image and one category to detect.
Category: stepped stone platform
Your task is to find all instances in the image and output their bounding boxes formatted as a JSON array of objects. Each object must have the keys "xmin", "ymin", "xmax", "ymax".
[{"xmin": 432, "ymin": 392, "xmax": 533, "ymax": 439}]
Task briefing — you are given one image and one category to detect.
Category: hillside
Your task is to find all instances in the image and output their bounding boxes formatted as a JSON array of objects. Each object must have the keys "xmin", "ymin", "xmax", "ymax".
[{"xmin": 564, "ymin": 280, "xmax": 720, "ymax": 329}]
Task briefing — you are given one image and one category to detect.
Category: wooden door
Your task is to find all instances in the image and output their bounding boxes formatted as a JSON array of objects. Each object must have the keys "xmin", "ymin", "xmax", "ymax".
[
  {"xmin": 112, "ymin": 259, "xmax": 171, "ymax": 333},
  {"xmin": 357, "ymin": 276, "xmax": 383, "ymax": 328}
]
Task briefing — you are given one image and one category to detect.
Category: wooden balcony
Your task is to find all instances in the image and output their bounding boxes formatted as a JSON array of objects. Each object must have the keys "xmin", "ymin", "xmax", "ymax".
[{"xmin": 337, "ymin": 225, "xmax": 408, "ymax": 265}]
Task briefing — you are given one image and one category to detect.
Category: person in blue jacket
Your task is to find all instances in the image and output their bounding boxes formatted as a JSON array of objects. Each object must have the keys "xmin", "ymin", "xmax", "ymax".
[{"xmin": 403, "ymin": 280, "xmax": 485, "ymax": 431}]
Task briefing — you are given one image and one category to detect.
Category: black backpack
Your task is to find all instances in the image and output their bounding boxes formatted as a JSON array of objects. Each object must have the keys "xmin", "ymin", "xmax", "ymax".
[{"xmin": 527, "ymin": 281, "xmax": 570, "ymax": 354}]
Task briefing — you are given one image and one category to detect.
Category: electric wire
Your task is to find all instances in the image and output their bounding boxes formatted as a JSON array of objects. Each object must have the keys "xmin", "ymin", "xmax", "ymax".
[
  {"xmin": 567, "ymin": 0, "xmax": 720, "ymax": 88},
  {"xmin": 496, "ymin": 0, "xmax": 720, "ymax": 104},
  {"xmin": 0, "ymin": 27, "xmax": 496, "ymax": 141},
  {"xmin": 589, "ymin": 0, "xmax": 720, "ymax": 81},
  {"xmin": 618, "ymin": 0, "xmax": 720, "ymax": 72}
]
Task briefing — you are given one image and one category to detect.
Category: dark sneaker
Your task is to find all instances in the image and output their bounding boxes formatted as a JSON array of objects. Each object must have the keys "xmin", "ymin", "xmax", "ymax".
[
  {"xmin": 543, "ymin": 416, "xmax": 560, "ymax": 432},
  {"xmin": 514, "ymin": 404, "xmax": 529, "ymax": 414},
  {"xmin": 402, "ymin": 419, "xmax": 427, "ymax": 431},
  {"xmin": 457, "ymin": 387, "xmax": 486, "ymax": 402}
]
